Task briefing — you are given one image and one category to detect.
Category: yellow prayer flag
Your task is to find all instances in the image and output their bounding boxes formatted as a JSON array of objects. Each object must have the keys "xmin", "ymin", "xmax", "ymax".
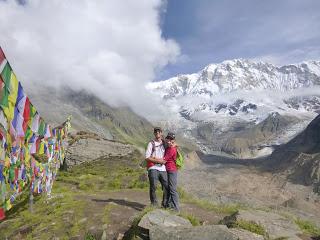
[
  {"xmin": 3, "ymin": 72, "xmax": 19, "ymax": 120},
  {"xmin": 5, "ymin": 132, "xmax": 12, "ymax": 149},
  {"xmin": 4, "ymin": 155, "xmax": 10, "ymax": 168},
  {"xmin": 25, "ymin": 146, "xmax": 31, "ymax": 167},
  {"xmin": 5, "ymin": 199, "xmax": 12, "ymax": 211},
  {"xmin": 8, "ymin": 72, "xmax": 18, "ymax": 105},
  {"xmin": 39, "ymin": 141, "xmax": 45, "ymax": 155}
]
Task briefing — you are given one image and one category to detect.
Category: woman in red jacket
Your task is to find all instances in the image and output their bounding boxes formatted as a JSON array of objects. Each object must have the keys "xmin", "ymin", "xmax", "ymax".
[{"xmin": 163, "ymin": 132, "xmax": 179, "ymax": 212}]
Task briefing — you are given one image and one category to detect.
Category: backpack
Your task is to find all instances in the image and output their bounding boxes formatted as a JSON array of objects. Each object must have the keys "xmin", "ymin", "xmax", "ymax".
[
  {"xmin": 141, "ymin": 140, "xmax": 163, "ymax": 168},
  {"xmin": 176, "ymin": 148, "xmax": 184, "ymax": 169}
]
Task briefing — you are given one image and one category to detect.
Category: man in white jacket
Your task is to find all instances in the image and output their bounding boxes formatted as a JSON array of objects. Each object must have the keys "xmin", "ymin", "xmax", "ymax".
[{"xmin": 145, "ymin": 127, "xmax": 168, "ymax": 208}]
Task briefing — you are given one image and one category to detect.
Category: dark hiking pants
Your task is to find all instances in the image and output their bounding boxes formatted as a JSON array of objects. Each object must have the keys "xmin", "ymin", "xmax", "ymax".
[
  {"xmin": 148, "ymin": 169, "xmax": 168, "ymax": 207},
  {"xmin": 167, "ymin": 171, "xmax": 179, "ymax": 211}
]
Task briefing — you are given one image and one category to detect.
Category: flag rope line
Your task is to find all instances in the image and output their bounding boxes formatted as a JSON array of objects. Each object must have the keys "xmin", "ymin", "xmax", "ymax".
[{"xmin": 0, "ymin": 47, "xmax": 71, "ymax": 221}]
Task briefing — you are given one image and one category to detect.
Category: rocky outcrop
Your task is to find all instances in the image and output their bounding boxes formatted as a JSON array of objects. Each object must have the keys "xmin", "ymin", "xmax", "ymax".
[
  {"xmin": 221, "ymin": 210, "xmax": 303, "ymax": 240},
  {"xmin": 149, "ymin": 225, "xmax": 264, "ymax": 240},
  {"xmin": 286, "ymin": 153, "xmax": 320, "ymax": 187},
  {"xmin": 149, "ymin": 225, "xmax": 239, "ymax": 240},
  {"xmin": 137, "ymin": 209, "xmax": 265, "ymax": 240},
  {"xmin": 66, "ymin": 132, "xmax": 136, "ymax": 167}
]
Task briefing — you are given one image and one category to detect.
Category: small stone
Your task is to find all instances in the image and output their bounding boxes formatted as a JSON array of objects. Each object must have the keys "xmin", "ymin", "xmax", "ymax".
[
  {"xmin": 87, "ymin": 227, "xmax": 103, "ymax": 240},
  {"xmin": 78, "ymin": 218, "xmax": 87, "ymax": 224},
  {"xmin": 117, "ymin": 233, "xmax": 124, "ymax": 240},
  {"xmin": 102, "ymin": 224, "xmax": 108, "ymax": 229},
  {"xmin": 69, "ymin": 235, "xmax": 81, "ymax": 240},
  {"xmin": 101, "ymin": 230, "xmax": 107, "ymax": 240},
  {"xmin": 18, "ymin": 225, "xmax": 33, "ymax": 235}
]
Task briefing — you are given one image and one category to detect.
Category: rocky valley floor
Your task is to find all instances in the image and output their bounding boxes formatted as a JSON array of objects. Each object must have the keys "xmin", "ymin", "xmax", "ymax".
[{"xmin": 181, "ymin": 151, "xmax": 320, "ymax": 230}]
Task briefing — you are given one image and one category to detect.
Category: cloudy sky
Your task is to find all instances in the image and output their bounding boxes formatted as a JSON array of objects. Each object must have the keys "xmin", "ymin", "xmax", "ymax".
[
  {"xmin": 160, "ymin": 0, "xmax": 320, "ymax": 79},
  {"xmin": 0, "ymin": 0, "xmax": 180, "ymax": 115},
  {"xmin": 0, "ymin": 0, "xmax": 319, "ymax": 115}
]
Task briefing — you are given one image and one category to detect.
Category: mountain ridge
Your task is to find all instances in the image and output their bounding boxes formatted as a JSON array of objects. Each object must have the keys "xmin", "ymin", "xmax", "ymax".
[{"xmin": 148, "ymin": 59, "xmax": 320, "ymax": 99}]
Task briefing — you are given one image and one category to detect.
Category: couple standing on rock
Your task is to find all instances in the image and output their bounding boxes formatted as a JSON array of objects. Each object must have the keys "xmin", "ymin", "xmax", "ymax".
[{"xmin": 145, "ymin": 127, "xmax": 180, "ymax": 212}]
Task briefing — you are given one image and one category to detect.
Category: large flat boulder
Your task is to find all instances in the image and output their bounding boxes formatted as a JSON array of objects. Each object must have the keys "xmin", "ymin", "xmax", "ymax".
[
  {"xmin": 222, "ymin": 209, "xmax": 303, "ymax": 240},
  {"xmin": 149, "ymin": 225, "xmax": 264, "ymax": 240},
  {"xmin": 139, "ymin": 210, "xmax": 264, "ymax": 240},
  {"xmin": 138, "ymin": 209, "xmax": 192, "ymax": 230},
  {"xmin": 66, "ymin": 133, "xmax": 135, "ymax": 167}
]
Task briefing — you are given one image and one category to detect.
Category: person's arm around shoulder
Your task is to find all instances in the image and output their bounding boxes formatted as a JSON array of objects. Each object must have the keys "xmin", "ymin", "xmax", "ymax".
[{"xmin": 145, "ymin": 142, "xmax": 166, "ymax": 164}]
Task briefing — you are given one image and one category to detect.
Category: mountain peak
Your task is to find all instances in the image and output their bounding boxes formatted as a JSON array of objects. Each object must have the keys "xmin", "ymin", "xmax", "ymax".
[{"xmin": 147, "ymin": 58, "xmax": 320, "ymax": 100}]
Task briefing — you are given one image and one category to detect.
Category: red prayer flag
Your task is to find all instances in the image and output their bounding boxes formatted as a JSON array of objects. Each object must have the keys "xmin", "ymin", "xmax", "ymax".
[
  {"xmin": 0, "ymin": 75, "xmax": 4, "ymax": 92},
  {"xmin": 0, "ymin": 47, "xmax": 5, "ymax": 65},
  {"xmin": 23, "ymin": 97, "xmax": 31, "ymax": 131},
  {"xmin": 15, "ymin": 168, "xmax": 19, "ymax": 181},
  {"xmin": 0, "ymin": 75, "xmax": 5, "ymax": 100},
  {"xmin": 36, "ymin": 137, "xmax": 41, "ymax": 152},
  {"xmin": 0, "ymin": 207, "xmax": 5, "ymax": 221}
]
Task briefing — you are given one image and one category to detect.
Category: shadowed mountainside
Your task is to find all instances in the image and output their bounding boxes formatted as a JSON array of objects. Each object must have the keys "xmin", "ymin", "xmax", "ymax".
[
  {"xmin": 267, "ymin": 114, "xmax": 320, "ymax": 192},
  {"xmin": 26, "ymin": 85, "xmax": 154, "ymax": 146}
]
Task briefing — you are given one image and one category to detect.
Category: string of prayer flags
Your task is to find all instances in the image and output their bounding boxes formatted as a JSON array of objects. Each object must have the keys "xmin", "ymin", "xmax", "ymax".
[{"xmin": 0, "ymin": 47, "xmax": 71, "ymax": 221}]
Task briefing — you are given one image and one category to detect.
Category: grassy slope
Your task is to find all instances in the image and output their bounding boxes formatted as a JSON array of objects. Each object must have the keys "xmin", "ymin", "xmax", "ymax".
[{"xmin": 0, "ymin": 150, "xmax": 146, "ymax": 239}]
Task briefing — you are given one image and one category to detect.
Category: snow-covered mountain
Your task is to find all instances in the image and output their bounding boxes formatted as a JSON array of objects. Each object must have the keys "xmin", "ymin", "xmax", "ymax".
[
  {"xmin": 147, "ymin": 59, "xmax": 320, "ymax": 157},
  {"xmin": 148, "ymin": 59, "xmax": 320, "ymax": 98}
]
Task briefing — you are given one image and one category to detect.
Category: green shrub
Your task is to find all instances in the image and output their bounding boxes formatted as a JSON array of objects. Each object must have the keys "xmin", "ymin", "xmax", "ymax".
[
  {"xmin": 179, "ymin": 212, "xmax": 200, "ymax": 226},
  {"xmin": 232, "ymin": 219, "xmax": 267, "ymax": 236},
  {"xmin": 108, "ymin": 177, "xmax": 122, "ymax": 189},
  {"xmin": 295, "ymin": 218, "xmax": 320, "ymax": 237},
  {"xmin": 84, "ymin": 233, "xmax": 96, "ymax": 240}
]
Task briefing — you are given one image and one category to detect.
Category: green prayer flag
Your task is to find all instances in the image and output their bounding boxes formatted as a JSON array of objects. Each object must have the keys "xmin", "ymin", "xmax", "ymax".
[
  {"xmin": 38, "ymin": 119, "xmax": 45, "ymax": 136},
  {"xmin": 9, "ymin": 166, "xmax": 15, "ymax": 182},
  {"xmin": 25, "ymin": 127, "xmax": 32, "ymax": 142},
  {"xmin": 1, "ymin": 63, "xmax": 12, "ymax": 89},
  {"xmin": 0, "ymin": 82, "xmax": 9, "ymax": 108},
  {"xmin": 29, "ymin": 104, "xmax": 37, "ymax": 118}
]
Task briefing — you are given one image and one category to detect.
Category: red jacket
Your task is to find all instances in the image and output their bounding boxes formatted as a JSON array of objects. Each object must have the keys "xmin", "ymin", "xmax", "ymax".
[{"xmin": 164, "ymin": 146, "xmax": 177, "ymax": 172}]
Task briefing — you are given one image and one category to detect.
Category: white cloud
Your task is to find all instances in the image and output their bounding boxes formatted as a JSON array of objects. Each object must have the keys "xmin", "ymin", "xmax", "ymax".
[
  {"xmin": 251, "ymin": 47, "xmax": 320, "ymax": 66},
  {"xmin": 0, "ymin": 0, "xmax": 180, "ymax": 117}
]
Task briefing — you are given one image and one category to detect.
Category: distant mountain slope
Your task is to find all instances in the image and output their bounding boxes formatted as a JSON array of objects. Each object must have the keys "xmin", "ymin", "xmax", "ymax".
[
  {"xmin": 269, "ymin": 114, "xmax": 320, "ymax": 192},
  {"xmin": 26, "ymin": 85, "xmax": 154, "ymax": 146},
  {"xmin": 64, "ymin": 88, "xmax": 154, "ymax": 146},
  {"xmin": 221, "ymin": 112, "xmax": 300, "ymax": 158}
]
